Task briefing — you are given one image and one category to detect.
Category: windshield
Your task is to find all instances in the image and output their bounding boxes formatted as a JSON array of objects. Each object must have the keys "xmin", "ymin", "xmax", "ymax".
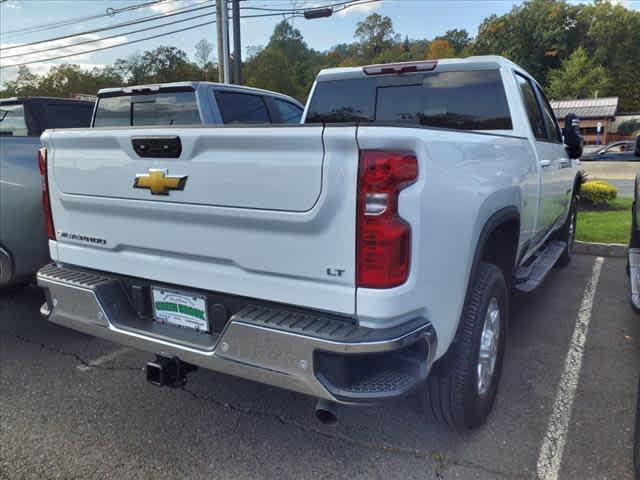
[
  {"xmin": 306, "ymin": 70, "xmax": 512, "ymax": 130},
  {"xmin": 0, "ymin": 103, "xmax": 28, "ymax": 136},
  {"xmin": 93, "ymin": 90, "xmax": 201, "ymax": 127}
]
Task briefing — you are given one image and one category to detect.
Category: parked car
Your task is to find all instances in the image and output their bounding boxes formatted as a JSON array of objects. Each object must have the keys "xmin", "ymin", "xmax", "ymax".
[
  {"xmin": 0, "ymin": 97, "xmax": 94, "ymax": 289},
  {"xmin": 37, "ymin": 56, "xmax": 582, "ymax": 429},
  {"xmin": 581, "ymin": 140, "xmax": 640, "ymax": 161},
  {"xmin": 92, "ymin": 82, "xmax": 304, "ymax": 127}
]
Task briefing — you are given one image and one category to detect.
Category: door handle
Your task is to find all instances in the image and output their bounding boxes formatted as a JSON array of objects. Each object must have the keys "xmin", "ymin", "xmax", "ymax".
[{"xmin": 539, "ymin": 159, "xmax": 552, "ymax": 168}]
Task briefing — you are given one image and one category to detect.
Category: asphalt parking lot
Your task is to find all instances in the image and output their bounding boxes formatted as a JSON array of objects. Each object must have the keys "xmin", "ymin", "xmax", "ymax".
[
  {"xmin": 1, "ymin": 254, "xmax": 639, "ymax": 480},
  {"xmin": 581, "ymin": 160, "xmax": 637, "ymax": 197}
]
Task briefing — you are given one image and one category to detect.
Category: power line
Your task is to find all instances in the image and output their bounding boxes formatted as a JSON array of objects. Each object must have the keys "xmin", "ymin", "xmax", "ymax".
[
  {"xmin": 0, "ymin": 11, "xmax": 304, "ymax": 69},
  {"xmin": 0, "ymin": 0, "xmax": 171, "ymax": 38},
  {"xmin": 0, "ymin": 0, "xmax": 380, "ymax": 69},
  {"xmin": 238, "ymin": 0, "xmax": 375, "ymax": 12},
  {"xmin": 1, "ymin": 1, "xmax": 214, "ymax": 51},
  {"xmin": 0, "ymin": 9, "xmax": 217, "ymax": 60}
]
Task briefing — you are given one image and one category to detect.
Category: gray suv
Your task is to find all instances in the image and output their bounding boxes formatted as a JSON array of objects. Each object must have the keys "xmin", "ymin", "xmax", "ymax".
[{"xmin": 0, "ymin": 97, "xmax": 94, "ymax": 289}]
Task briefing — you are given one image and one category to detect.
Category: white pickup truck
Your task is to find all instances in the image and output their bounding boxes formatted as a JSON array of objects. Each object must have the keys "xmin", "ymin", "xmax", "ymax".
[{"xmin": 38, "ymin": 56, "xmax": 582, "ymax": 429}]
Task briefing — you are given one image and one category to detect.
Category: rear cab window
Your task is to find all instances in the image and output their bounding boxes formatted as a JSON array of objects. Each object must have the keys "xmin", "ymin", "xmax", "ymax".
[
  {"xmin": 305, "ymin": 69, "xmax": 512, "ymax": 131},
  {"xmin": 215, "ymin": 91, "xmax": 271, "ymax": 124},
  {"xmin": 43, "ymin": 102, "xmax": 94, "ymax": 129},
  {"xmin": 0, "ymin": 103, "xmax": 28, "ymax": 136},
  {"xmin": 93, "ymin": 89, "xmax": 201, "ymax": 127}
]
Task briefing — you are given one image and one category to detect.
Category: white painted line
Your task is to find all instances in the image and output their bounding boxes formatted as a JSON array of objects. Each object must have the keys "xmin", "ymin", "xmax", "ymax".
[
  {"xmin": 536, "ymin": 256, "xmax": 604, "ymax": 480},
  {"xmin": 77, "ymin": 347, "xmax": 133, "ymax": 372}
]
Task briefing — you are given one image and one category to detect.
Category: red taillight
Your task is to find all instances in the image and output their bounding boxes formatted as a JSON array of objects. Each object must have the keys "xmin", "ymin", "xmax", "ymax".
[
  {"xmin": 38, "ymin": 147, "xmax": 55, "ymax": 240},
  {"xmin": 357, "ymin": 150, "xmax": 418, "ymax": 288}
]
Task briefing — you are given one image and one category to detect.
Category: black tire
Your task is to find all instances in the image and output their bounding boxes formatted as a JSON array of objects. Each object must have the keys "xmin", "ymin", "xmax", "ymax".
[
  {"xmin": 555, "ymin": 195, "xmax": 578, "ymax": 268},
  {"xmin": 0, "ymin": 279, "xmax": 32, "ymax": 295},
  {"xmin": 422, "ymin": 262, "xmax": 508, "ymax": 429}
]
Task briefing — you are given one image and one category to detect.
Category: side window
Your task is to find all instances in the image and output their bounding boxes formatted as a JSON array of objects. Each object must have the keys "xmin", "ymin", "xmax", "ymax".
[
  {"xmin": 216, "ymin": 91, "xmax": 271, "ymax": 124},
  {"xmin": 45, "ymin": 102, "xmax": 93, "ymax": 129},
  {"xmin": 515, "ymin": 73, "xmax": 546, "ymax": 140},
  {"xmin": 0, "ymin": 104, "xmax": 29, "ymax": 136},
  {"xmin": 535, "ymin": 86, "xmax": 563, "ymax": 143},
  {"xmin": 272, "ymin": 98, "xmax": 303, "ymax": 124}
]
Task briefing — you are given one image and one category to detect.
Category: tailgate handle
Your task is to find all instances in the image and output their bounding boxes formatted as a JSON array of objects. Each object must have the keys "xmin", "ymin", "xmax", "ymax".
[{"xmin": 132, "ymin": 137, "xmax": 182, "ymax": 158}]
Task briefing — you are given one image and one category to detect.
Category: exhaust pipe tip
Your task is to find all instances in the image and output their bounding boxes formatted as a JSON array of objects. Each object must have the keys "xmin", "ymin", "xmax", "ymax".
[{"xmin": 314, "ymin": 399, "xmax": 338, "ymax": 426}]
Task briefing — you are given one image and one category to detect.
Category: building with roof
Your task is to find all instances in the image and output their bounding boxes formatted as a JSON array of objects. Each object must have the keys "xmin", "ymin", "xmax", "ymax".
[{"xmin": 551, "ymin": 97, "xmax": 618, "ymax": 145}]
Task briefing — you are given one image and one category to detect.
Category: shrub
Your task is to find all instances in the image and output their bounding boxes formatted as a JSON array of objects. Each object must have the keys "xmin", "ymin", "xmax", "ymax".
[{"xmin": 580, "ymin": 180, "xmax": 617, "ymax": 206}]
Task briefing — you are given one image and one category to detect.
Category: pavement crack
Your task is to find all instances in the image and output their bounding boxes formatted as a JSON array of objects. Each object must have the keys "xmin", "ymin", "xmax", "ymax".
[
  {"xmin": 3, "ymin": 333, "xmax": 141, "ymax": 372},
  {"xmin": 180, "ymin": 386, "xmax": 526, "ymax": 479}
]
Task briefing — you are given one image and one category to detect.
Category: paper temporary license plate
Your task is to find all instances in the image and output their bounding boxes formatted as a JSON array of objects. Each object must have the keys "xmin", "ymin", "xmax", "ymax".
[{"xmin": 152, "ymin": 288, "xmax": 209, "ymax": 333}]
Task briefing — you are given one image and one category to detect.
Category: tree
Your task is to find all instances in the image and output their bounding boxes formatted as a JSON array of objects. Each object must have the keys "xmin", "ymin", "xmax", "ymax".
[
  {"xmin": 426, "ymin": 39, "xmax": 454, "ymax": 59},
  {"xmin": 579, "ymin": 1, "xmax": 640, "ymax": 111},
  {"xmin": 0, "ymin": 66, "xmax": 40, "ymax": 97},
  {"xmin": 473, "ymin": 0, "xmax": 585, "ymax": 83},
  {"xmin": 194, "ymin": 38, "xmax": 214, "ymax": 76},
  {"xmin": 435, "ymin": 29, "xmax": 471, "ymax": 55},
  {"xmin": 547, "ymin": 47, "xmax": 611, "ymax": 99},
  {"xmin": 354, "ymin": 13, "xmax": 397, "ymax": 59},
  {"xmin": 244, "ymin": 21, "xmax": 320, "ymax": 100},
  {"xmin": 114, "ymin": 47, "xmax": 200, "ymax": 84}
]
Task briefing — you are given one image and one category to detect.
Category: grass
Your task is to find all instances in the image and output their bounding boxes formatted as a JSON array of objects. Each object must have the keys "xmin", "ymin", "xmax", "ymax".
[{"xmin": 576, "ymin": 197, "xmax": 633, "ymax": 244}]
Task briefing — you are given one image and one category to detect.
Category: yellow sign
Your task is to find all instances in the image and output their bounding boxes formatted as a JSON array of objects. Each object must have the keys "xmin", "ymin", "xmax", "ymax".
[{"xmin": 133, "ymin": 169, "xmax": 187, "ymax": 195}]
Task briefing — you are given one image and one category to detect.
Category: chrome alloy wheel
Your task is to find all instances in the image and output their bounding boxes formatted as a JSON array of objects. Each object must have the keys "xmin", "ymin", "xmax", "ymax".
[{"xmin": 477, "ymin": 297, "xmax": 500, "ymax": 396}]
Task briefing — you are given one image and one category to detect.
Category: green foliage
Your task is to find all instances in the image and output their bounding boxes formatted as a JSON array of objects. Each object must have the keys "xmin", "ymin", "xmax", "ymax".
[
  {"xmin": 473, "ymin": 0, "xmax": 640, "ymax": 111},
  {"xmin": 354, "ymin": 13, "xmax": 398, "ymax": 61},
  {"xmin": 434, "ymin": 29, "xmax": 471, "ymax": 55},
  {"xmin": 547, "ymin": 47, "xmax": 611, "ymax": 99},
  {"xmin": 244, "ymin": 21, "xmax": 322, "ymax": 101},
  {"xmin": 426, "ymin": 39, "xmax": 454, "ymax": 60},
  {"xmin": 617, "ymin": 119, "xmax": 640, "ymax": 136},
  {"xmin": 580, "ymin": 180, "xmax": 618, "ymax": 206}
]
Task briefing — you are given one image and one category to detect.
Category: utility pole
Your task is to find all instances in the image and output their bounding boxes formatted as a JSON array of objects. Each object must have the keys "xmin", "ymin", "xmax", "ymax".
[
  {"xmin": 232, "ymin": 0, "xmax": 241, "ymax": 84},
  {"xmin": 220, "ymin": 0, "xmax": 231, "ymax": 84},
  {"xmin": 215, "ymin": 0, "xmax": 224, "ymax": 82}
]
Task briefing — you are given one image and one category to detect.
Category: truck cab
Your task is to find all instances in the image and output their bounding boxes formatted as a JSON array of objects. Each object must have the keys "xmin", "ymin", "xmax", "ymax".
[{"xmin": 92, "ymin": 82, "xmax": 305, "ymax": 127}]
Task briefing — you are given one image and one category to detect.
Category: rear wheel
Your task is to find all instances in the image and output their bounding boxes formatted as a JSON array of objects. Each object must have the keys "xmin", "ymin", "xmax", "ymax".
[
  {"xmin": 556, "ymin": 195, "xmax": 577, "ymax": 268},
  {"xmin": 422, "ymin": 262, "xmax": 507, "ymax": 429}
]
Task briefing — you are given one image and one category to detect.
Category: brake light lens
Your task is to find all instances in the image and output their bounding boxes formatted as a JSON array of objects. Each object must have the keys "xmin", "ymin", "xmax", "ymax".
[
  {"xmin": 363, "ymin": 60, "xmax": 437, "ymax": 76},
  {"xmin": 357, "ymin": 150, "xmax": 418, "ymax": 288},
  {"xmin": 38, "ymin": 147, "xmax": 55, "ymax": 240}
]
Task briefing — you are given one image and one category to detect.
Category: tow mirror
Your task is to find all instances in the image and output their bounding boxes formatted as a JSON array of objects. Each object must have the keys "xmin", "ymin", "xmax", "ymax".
[
  {"xmin": 563, "ymin": 113, "xmax": 583, "ymax": 159},
  {"xmin": 635, "ymin": 135, "xmax": 640, "ymax": 157}
]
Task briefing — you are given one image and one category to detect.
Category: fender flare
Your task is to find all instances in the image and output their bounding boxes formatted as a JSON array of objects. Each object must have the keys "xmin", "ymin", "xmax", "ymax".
[{"xmin": 467, "ymin": 206, "xmax": 520, "ymax": 294}]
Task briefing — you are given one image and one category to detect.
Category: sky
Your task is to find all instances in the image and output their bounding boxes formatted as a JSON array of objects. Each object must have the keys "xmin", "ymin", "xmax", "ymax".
[{"xmin": 1, "ymin": 0, "xmax": 639, "ymax": 87}]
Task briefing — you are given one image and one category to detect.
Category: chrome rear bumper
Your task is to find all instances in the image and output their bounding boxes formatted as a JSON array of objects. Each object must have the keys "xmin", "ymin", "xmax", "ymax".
[{"xmin": 37, "ymin": 264, "xmax": 437, "ymax": 403}]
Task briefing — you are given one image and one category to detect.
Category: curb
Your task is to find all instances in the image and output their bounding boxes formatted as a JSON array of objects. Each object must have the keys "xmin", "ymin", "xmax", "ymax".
[{"xmin": 574, "ymin": 240, "xmax": 627, "ymax": 258}]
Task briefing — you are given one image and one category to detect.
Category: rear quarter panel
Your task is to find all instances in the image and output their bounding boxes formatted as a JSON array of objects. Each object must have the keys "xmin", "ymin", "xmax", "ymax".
[
  {"xmin": 355, "ymin": 126, "xmax": 538, "ymax": 358},
  {"xmin": 0, "ymin": 137, "xmax": 49, "ymax": 281}
]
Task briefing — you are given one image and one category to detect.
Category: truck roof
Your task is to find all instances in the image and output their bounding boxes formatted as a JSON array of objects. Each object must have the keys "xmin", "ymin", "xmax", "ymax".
[
  {"xmin": 0, "ymin": 96, "xmax": 94, "ymax": 105},
  {"xmin": 315, "ymin": 55, "xmax": 528, "ymax": 82},
  {"xmin": 97, "ymin": 81, "xmax": 303, "ymax": 107}
]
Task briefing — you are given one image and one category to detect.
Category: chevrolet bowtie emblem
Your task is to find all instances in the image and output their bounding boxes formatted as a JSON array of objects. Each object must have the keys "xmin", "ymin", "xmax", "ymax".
[{"xmin": 134, "ymin": 169, "xmax": 187, "ymax": 195}]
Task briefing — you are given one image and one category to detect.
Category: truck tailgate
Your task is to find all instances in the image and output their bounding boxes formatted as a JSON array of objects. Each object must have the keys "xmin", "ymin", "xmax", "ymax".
[{"xmin": 42, "ymin": 125, "xmax": 359, "ymax": 314}]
